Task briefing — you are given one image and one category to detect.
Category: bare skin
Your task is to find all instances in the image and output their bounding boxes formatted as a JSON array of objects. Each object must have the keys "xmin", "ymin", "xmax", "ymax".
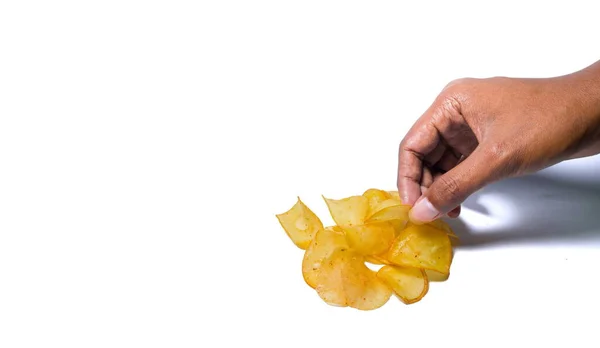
[{"xmin": 398, "ymin": 60, "xmax": 600, "ymax": 223}]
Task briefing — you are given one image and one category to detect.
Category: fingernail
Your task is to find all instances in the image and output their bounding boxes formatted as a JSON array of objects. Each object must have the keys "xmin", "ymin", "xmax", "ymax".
[{"xmin": 409, "ymin": 197, "xmax": 440, "ymax": 224}]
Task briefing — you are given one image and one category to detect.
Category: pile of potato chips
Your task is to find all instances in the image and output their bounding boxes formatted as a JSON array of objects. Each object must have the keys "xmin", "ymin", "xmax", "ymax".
[{"xmin": 276, "ymin": 189, "xmax": 457, "ymax": 310}]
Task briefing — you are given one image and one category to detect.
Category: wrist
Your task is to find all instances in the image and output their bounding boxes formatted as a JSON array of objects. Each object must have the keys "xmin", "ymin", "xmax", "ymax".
[{"xmin": 563, "ymin": 61, "xmax": 600, "ymax": 159}]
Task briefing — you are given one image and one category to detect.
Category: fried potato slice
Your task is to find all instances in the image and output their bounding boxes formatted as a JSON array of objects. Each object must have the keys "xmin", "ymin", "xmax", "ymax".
[
  {"xmin": 315, "ymin": 249, "xmax": 349, "ymax": 307},
  {"xmin": 302, "ymin": 226, "xmax": 348, "ymax": 289},
  {"xmin": 389, "ymin": 219, "xmax": 409, "ymax": 237},
  {"xmin": 362, "ymin": 188, "xmax": 391, "ymax": 216},
  {"xmin": 424, "ymin": 269, "xmax": 450, "ymax": 282},
  {"xmin": 386, "ymin": 190, "xmax": 401, "ymax": 202},
  {"xmin": 343, "ymin": 255, "xmax": 392, "ymax": 310},
  {"xmin": 315, "ymin": 250, "xmax": 392, "ymax": 310},
  {"xmin": 366, "ymin": 203, "xmax": 410, "ymax": 223},
  {"xmin": 377, "ymin": 265, "xmax": 429, "ymax": 304},
  {"xmin": 365, "ymin": 255, "xmax": 390, "ymax": 265},
  {"xmin": 323, "ymin": 195, "xmax": 369, "ymax": 226},
  {"xmin": 428, "ymin": 219, "xmax": 458, "ymax": 238},
  {"xmin": 276, "ymin": 197, "xmax": 324, "ymax": 249},
  {"xmin": 341, "ymin": 222, "xmax": 396, "ymax": 256},
  {"xmin": 387, "ymin": 223, "xmax": 453, "ymax": 275}
]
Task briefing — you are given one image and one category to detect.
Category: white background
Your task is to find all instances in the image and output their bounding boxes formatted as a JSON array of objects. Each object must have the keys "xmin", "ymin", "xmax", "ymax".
[{"xmin": 2, "ymin": 1, "xmax": 600, "ymax": 347}]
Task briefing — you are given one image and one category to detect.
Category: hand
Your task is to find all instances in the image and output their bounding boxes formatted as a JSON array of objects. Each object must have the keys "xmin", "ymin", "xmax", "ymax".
[{"xmin": 397, "ymin": 61, "xmax": 600, "ymax": 224}]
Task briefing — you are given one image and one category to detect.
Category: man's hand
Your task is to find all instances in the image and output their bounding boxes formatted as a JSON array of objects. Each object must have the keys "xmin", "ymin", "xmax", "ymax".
[{"xmin": 398, "ymin": 61, "xmax": 600, "ymax": 224}]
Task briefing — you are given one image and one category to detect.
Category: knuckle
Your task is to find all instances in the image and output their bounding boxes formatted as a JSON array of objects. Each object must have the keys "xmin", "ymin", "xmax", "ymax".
[
  {"xmin": 489, "ymin": 76, "xmax": 510, "ymax": 84},
  {"xmin": 429, "ymin": 94, "xmax": 464, "ymax": 131},
  {"xmin": 484, "ymin": 141, "xmax": 511, "ymax": 163},
  {"xmin": 399, "ymin": 138, "xmax": 424, "ymax": 160},
  {"xmin": 439, "ymin": 95, "xmax": 462, "ymax": 120},
  {"xmin": 399, "ymin": 137, "xmax": 408, "ymax": 150},
  {"xmin": 440, "ymin": 79, "xmax": 477, "ymax": 115},
  {"xmin": 443, "ymin": 77, "xmax": 474, "ymax": 93},
  {"xmin": 401, "ymin": 172, "xmax": 421, "ymax": 183}
]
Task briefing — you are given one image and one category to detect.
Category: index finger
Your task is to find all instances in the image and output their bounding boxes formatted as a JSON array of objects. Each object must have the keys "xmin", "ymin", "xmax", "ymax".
[{"xmin": 397, "ymin": 108, "xmax": 441, "ymax": 205}]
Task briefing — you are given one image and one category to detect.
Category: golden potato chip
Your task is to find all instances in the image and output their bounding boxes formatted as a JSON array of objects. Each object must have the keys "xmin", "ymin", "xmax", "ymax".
[
  {"xmin": 276, "ymin": 197, "xmax": 324, "ymax": 249},
  {"xmin": 362, "ymin": 188, "xmax": 391, "ymax": 216},
  {"xmin": 387, "ymin": 223, "xmax": 452, "ymax": 275},
  {"xmin": 314, "ymin": 249, "xmax": 350, "ymax": 307},
  {"xmin": 322, "ymin": 195, "xmax": 369, "ymax": 226},
  {"xmin": 389, "ymin": 219, "xmax": 409, "ymax": 237},
  {"xmin": 369, "ymin": 198, "xmax": 404, "ymax": 217},
  {"xmin": 377, "ymin": 265, "xmax": 428, "ymax": 304},
  {"xmin": 365, "ymin": 203, "xmax": 410, "ymax": 223},
  {"xmin": 343, "ymin": 255, "xmax": 392, "ymax": 310},
  {"xmin": 302, "ymin": 226, "xmax": 348, "ymax": 288},
  {"xmin": 315, "ymin": 250, "xmax": 392, "ymax": 310},
  {"xmin": 386, "ymin": 190, "xmax": 401, "ymax": 202},
  {"xmin": 424, "ymin": 269, "xmax": 450, "ymax": 282},
  {"xmin": 428, "ymin": 219, "xmax": 458, "ymax": 238},
  {"xmin": 365, "ymin": 255, "xmax": 390, "ymax": 265},
  {"xmin": 428, "ymin": 219, "xmax": 449, "ymax": 233},
  {"xmin": 341, "ymin": 222, "xmax": 395, "ymax": 256}
]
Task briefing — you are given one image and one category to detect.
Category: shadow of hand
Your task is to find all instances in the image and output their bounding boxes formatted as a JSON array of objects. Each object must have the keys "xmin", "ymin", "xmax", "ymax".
[{"xmin": 444, "ymin": 157, "xmax": 600, "ymax": 249}]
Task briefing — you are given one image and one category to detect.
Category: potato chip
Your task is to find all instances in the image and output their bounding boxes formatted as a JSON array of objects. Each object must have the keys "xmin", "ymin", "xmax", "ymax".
[
  {"xmin": 362, "ymin": 188, "xmax": 391, "ymax": 216},
  {"xmin": 276, "ymin": 197, "xmax": 324, "ymax": 249},
  {"xmin": 322, "ymin": 195, "xmax": 369, "ymax": 226},
  {"xmin": 386, "ymin": 190, "xmax": 401, "ymax": 202},
  {"xmin": 428, "ymin": 219, "xmax": 458, "ymax": 238},
  {"xmin": 341, "ymin": 222, "xmax": 396, "ymax": 256},
  {"xmin": 389, "ymin": 219, "xmax": 409, "ymax": 237},
  {"xmin": 302, "ymin": 226, "xmax": 348, "ymax": 288},
  {"xmin": 343, "ymin": 255, "xmax": 392, "ymax": 310},
  {"xmin": 365, "ymin": 255, "xmax": 390, "ymax": 265},
  {"xmin": 377, "ymin": 265, "xmax": 429, "ymax": 304},
  {"xmin": 387, "ymin": 223, "xmax": 452, "ymax": 275},
  {"xmin": 365, "ymin": 203, "xmax": 410, "ymax": 223},
  {"xmin": 315, "ymin": 250, "xmax": 392, "ymax": 310},
  {"xmin": 315, "ymin": 249, "xmax": 350, "ymax": 307},
  {"xmin": 424, "ymin": 269, "xmax": 450, "ymax": 282}
]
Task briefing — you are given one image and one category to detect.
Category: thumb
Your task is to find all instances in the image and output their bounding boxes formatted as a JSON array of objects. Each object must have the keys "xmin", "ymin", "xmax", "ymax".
[{"xmin": 409, "ymin": 147, "xmax": 501, "ymax": 223}]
